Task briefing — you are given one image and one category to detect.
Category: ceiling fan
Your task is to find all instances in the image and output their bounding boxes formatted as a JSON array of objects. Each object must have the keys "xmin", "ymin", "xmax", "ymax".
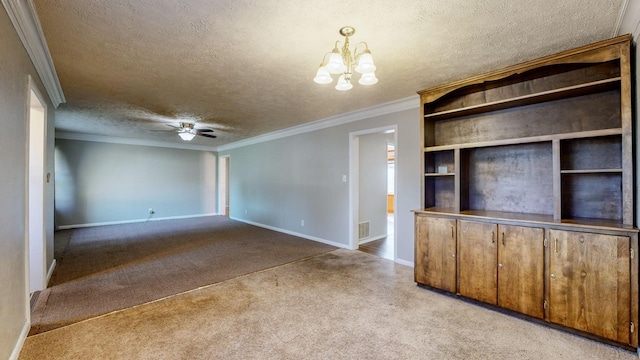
[{"xmin": 168, "ymin": 122, "xmax": 217, "ymax": 141}]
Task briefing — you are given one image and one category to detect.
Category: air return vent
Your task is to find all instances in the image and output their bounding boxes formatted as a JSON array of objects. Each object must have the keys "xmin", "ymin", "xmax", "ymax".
[{"xmin": 358, "ymin": 221, "xmax": 370, "ymax": 240}]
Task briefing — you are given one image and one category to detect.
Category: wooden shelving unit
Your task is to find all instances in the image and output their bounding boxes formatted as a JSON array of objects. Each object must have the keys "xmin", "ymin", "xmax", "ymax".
[
  {"xmin": 413, "ymin": 34, "xmax": 639, "ymax": 350},
  {"xmin": 424, "ymin": 77, "xmax": 621, "ymax": 121}
]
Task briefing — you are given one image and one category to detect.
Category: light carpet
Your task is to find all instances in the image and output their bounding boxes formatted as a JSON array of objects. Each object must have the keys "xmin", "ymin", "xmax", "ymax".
[{"xmin": 20, "ymin": 249, "xmax": 636, "ymax": 359}]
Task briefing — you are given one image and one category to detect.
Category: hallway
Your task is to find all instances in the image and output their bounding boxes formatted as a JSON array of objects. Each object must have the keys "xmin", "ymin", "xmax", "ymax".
[{"xmin": 359, "ymin": 214, "xmax": 394, "ymax": 260}]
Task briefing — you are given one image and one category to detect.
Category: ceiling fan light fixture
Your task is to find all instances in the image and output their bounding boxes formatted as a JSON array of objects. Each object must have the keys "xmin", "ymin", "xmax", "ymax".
[{"xmin": 178, "ymin": 131, "xmax": 196, "ymax": 141}]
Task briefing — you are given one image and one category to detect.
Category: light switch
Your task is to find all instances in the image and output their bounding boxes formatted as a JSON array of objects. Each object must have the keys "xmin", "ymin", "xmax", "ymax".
[{"xmin": 342, "ymin": 175, "xmax": 347, "ymax": 182}]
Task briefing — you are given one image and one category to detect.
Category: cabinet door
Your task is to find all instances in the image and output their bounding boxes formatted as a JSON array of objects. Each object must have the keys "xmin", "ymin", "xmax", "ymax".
[
  {"xmin": 459, "ymin": 220, "xmax": 497, "ymax": 305},
  {"xmin": 497, "ymin": 225, "xmax": 544, "ymax": 319},
  {"xmin": 415, "ymin": 216, "xmax": 457, "ymax": 292},
  {"xmin": 549, "ymin": 229, "xmax": 631, "ymax": 344}
]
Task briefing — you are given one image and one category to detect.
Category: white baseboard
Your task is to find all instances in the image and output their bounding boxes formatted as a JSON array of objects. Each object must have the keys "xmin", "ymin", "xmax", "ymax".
[
  {"xmin": 230, "ymin": 217, "xmax": 349, "ymax": 249},
  {"xmin": 57, "ymin": 213, "xmax": 218, "ymax": 229},
  {"xmin": 395, "ymin": 258, "xmax": 414, "ymax": 268},
  {"xmin": 9, "ymin": 320, "xmax": 29, "ymax": 360},
  {"xmin": 46, "ymin": 259, "xmax": 56, "ymax": 286},
  {"xmin": 358, "ymin": 234, "xmax": 387, "ymax": 245},
  {"xmin": 231, "ymin": 217, "xmax": 416, "ymax": 266}
]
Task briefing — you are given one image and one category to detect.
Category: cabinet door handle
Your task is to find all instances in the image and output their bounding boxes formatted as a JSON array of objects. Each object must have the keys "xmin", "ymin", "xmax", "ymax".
[
  {"xmin": 491, "ymin": 231, "xmax": 495, "ymax": 244},
  {"xmin": 555, "ymin": 238, "xmax": 559, "ymax": 253},
  {"xmin": 451, "ymin": 226, "xmax": 454, "ymax": 238},
  {"xmin": 501, "ymin": 232, "xmax": 505, "ymax": 246}
]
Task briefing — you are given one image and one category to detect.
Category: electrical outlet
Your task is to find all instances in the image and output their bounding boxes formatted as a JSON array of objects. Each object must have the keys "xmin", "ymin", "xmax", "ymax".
[
  {"xmin": 301, "ymin": 219, "xmax": 304, "ymax": 226},
  {"xmin": 149, "ymin": 208, "xmax": 155, "ymax": 215},
  {"xmin": 245, "ymin": 209, "xmax": 248, "ymax": 215}
]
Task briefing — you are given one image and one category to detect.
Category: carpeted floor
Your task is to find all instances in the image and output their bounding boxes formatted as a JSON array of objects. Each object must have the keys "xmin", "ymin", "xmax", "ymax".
[
  {"xmin": 20, "ymin": 249, "xmax": 637, "ymax": 359},
  {"xmin": 29, "ymin": 216, "xmax": 336, "ymax": 335}
]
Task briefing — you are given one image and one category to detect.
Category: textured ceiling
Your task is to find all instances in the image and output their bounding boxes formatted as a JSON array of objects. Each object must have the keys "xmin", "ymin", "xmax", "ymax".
[{"xmin": 33, "ymin": 0, "xmax": 624, "ymax": 147}]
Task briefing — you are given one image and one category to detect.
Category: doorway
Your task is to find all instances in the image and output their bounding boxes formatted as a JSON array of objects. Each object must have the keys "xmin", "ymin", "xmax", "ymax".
[
  {"xmin": 27, "ymin": 81, "xmax": 48, "ymax": 294},
  {"xmin": 218, "ymin": 155, "xmax": 230, "ymax": 216},
  {"xmin": 349, "ymin": 126, "xmax": 397, "ymax": 261}
]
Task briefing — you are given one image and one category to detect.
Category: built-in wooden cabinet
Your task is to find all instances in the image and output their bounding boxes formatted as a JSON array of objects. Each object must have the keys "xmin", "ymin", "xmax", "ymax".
[
  {"xmin": 458, "ymin": 220, "xmax": 497, "ymax": 305},
  {"xmin": 497, "ymin": 224, "xmax": 545, "ymax": 319},
  {"xmin": 415, "ymin": 216, "xmax": 456, "ymax": 292},
  {"xmin": 549, "ymin": 229, "xmax": 632, "ymax": 345},
  {"xmin": 413, "ymin": 35, "xmax": 639, "ymax": 350},
  {"xmin": 455, "ymin": 220, "xmax": 545, "ymax": 317}
]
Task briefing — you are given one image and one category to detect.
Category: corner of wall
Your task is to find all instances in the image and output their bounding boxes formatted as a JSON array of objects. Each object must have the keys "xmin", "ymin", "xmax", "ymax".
[
  {"xmin": 9, "ymin": 321, "xmax": 30, "ymax": 360},
  {"xmin": 46, "ymin": 258, "xmax": 56, "ymax": 285}
]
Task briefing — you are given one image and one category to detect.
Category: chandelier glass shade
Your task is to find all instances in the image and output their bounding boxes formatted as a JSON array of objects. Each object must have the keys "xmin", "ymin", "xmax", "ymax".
[{"xmin": 313, "ymin": 26, "xmax": 378, "ymax": 91}]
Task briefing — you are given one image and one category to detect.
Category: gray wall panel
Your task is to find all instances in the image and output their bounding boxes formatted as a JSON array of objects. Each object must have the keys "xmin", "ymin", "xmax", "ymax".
[{"xmin": 54, "ymin": 139, "xmax": 216, "ymax": 226}]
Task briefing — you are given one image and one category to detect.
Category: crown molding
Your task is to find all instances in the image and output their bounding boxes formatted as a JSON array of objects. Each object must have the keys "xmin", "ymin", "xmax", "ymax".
[
  {"xmin": 615, "ymin": 0, "xmax": 640, "ymax": 40},
  {"xmin": 55, "ymin": 95, "xmax": 418, "ymax": 153},
  {"xmin": 56, "ymin": 131, "xmax": 218, "ymax": 152},
  {"xmin": 2, "ymin": 0, "xmax": 65, "ymax": 107},
  {"xmin": 216, "ymin": 95, "xmax": 419, "ymax": 152}
]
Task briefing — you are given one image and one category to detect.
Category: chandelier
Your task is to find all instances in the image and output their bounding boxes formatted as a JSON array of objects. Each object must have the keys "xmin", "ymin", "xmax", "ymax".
[{"xmin": 313, "ymin": 26, "xmax": 378, "ymax": 91}]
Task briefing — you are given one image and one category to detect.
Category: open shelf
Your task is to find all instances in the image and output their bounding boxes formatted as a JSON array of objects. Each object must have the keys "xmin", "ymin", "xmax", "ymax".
[
  {"xmin": 425, "ymin": 173, "xmax": 454, "ymax": 177},
  {"xmin": 425, "ymin": 176, "xmax": 455, "ymax": 209},
  {"xmin": 561, "ymin": 172, "xmax": 622, "ymax": 222},
  {"xmin": 424, "ymin": 77, "xmax": 620, "ymax": 121},
  {"xmin": 425, "ymin": 128, "xmax": 622, "ymax": 152},
  {"xmin": 461, "ymin": 143, "xmax": 553, "ymax": 216},
  {"xmin": 560, "ymin": 135, "xmax": 622, "ymax": 172},
  {"xmin": 418, "ymin": 35, "xmax": 632, "ymax": 226},
  {"xmin": 560, "ymin": 169, "xmax": 622, "ymax": 174}
]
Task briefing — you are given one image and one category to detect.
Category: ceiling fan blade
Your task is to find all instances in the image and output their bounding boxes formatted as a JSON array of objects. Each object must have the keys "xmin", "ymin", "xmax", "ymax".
[
  {"xmin": 195, "ymin": 128, "xmax": 214, "ymax": 133},
  {"xmin": 198, "ymin": 133, "xmax": 217, "ymax": 139}
]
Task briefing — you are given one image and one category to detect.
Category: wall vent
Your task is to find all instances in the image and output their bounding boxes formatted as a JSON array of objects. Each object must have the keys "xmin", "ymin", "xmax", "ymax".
[{"xmin": 358, "ymin": 221, "xmax": 370, "ymax": 240}]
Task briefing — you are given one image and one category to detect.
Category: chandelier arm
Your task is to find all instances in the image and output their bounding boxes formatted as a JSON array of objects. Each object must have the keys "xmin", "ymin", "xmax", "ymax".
[
  {"xmin": 319, "ymin": 52, "xmax": 332, "ymax": 66},
  {"xmin": 353, "ymin": 41, "xmax": 370, "ymax": 58}
]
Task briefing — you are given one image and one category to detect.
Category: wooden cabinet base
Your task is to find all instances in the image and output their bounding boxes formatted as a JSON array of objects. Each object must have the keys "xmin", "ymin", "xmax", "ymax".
[{"xmin": 414, "ymin": 212, "xmax": 639, "ymax": 351}]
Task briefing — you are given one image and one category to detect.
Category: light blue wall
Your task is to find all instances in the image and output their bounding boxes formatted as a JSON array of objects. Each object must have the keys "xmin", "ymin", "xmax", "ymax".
[
  {"xmin": 55, "ymin": 139, "xmax": 217, "ymax": 227},
  {"xmin": 0, "ymin": 6, "xmax": 56, "ymax": 359},
  {"xmin": 219, "ymin": 107, "xmax": 421, "ymax": 264}
]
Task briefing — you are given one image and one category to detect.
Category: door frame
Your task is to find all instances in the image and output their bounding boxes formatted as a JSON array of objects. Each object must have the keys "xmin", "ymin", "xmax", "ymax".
[
  {"xmin": 218, "ymin": 154, "xmax": 230, "ymax": 216},
  {"xmin": 26, "ymin": 75, "xmax": 48, "ymax": 294},
  {"xmin": 348, "ymin": 125, "xmax": 398, "ymax": 259}
]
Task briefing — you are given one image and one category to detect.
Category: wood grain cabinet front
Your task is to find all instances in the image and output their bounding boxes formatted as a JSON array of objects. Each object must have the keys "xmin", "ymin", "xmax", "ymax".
[
  {"xmin": 458, "ymin": 220, "xmax": 544, "ymax": 318},
  {"xmin": 458, "ymin": 220, "xmax": 497, "ymax": 304},
  {"xmin": 415, "ymin": 215, "xmax": 457, "ymax": 293},
  {"xmin": 548, "ymin": 229, "xmax": 633, "ymax": 345}
]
